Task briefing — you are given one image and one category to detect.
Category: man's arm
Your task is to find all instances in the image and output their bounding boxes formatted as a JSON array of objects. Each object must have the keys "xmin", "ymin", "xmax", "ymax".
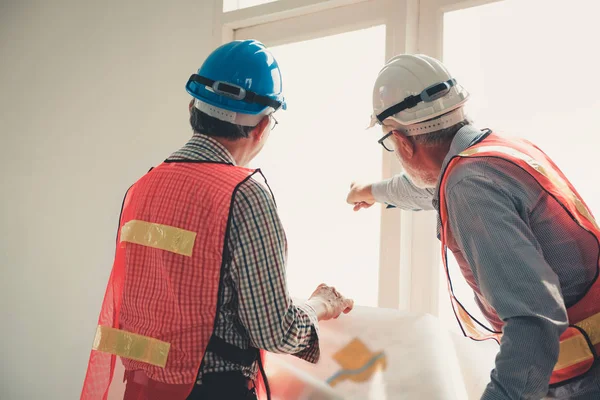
[
  {"xmin": 446, "ymin": 169, "xmax": 568, "ymax": 400},
  {"xmin": 229, "ymin": 178, "xmax": 320, "ymax": 362},
  {"xmin": 348, "ymin": 173, "xmax": 435, "ymax": 211}
]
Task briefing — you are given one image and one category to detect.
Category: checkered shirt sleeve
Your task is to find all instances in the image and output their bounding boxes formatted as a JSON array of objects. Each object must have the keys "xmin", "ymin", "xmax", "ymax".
[{"xmin": 228, "ymin": 176, "xmax": 320, "ymax": 361}]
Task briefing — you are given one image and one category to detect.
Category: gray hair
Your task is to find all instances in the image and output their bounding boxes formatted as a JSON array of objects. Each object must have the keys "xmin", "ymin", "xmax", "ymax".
[{"xmin": 410, "ymin": 117, "xmax": 472, "ymax": 147}]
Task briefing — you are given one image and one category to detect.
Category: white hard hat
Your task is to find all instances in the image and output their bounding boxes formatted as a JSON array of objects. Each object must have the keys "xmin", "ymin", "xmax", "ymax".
[{"xmin": 370, "ymin": 54, "xmax": 469, "ymax": 136}]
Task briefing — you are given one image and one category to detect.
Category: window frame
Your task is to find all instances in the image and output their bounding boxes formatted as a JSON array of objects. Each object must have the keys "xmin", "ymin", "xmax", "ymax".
[
  {"xmin": 417, "ymin": 0, "xmax": 504, "ymax": 319},
  {"xmin": 210, "ymin": 0, "xmax": 501, "ymax": 312}
]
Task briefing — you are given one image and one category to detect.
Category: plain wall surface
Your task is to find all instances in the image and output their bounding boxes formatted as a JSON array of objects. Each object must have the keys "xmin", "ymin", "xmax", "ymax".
[{"xmin": 0, "ymin": 1, "xmax": 215, "ymax": 398}]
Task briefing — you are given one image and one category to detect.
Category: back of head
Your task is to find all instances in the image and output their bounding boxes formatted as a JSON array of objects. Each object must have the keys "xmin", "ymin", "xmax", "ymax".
[{"xmin": 185, "ymin": 40, "xmax": 286, "ymax": 140}]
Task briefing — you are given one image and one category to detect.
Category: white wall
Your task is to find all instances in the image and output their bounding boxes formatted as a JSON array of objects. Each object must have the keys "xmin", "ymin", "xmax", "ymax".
[{"xmin": 0, "ymin": 1, "xmax": 216, "ymax": 398}]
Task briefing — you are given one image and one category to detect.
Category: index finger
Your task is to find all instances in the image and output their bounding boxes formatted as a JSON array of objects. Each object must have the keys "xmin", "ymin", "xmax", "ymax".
[{"xmin": 343, "ymin": 298, "xmax": 354, "ymax": 313}]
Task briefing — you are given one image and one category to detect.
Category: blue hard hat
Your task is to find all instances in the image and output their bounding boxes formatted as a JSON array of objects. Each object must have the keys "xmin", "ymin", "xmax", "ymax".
[{"xmin": 186, "ymin": 40, "xmax": 286, "ymax": 115}]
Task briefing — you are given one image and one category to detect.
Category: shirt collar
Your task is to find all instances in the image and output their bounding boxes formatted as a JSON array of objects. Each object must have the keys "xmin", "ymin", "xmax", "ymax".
[
  {"xmin": 168, "ymin": 133, "xmax": 237, "ymax": 165},
  {"xmin": 432, "ymin": 125, "xmax": 490, "ymax": 206}
]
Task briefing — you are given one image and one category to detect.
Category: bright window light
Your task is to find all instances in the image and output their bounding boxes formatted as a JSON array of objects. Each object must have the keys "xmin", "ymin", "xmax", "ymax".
[
  {"xmin": 439, "ymin": 0, "xmax": 600, "ymax": 332},
  {"xmin": 251, "ymin": 26, "xmax": 386, "ymax": 306}
]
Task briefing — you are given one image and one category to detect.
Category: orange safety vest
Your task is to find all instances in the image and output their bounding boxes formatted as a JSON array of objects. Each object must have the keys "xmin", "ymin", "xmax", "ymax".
[
  {"xmin": 439, "ymin": 132, "xmax": 600, "ymax": 386},
  {"xmin": 81, "ymin": 161, "xmax": 268, "ymax": 399}
]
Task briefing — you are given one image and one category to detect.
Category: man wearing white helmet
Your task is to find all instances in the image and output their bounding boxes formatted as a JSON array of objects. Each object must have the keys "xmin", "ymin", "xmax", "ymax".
[{"xmin": 347, "ymin": 54, "xmax": 600, "ymax": 399}]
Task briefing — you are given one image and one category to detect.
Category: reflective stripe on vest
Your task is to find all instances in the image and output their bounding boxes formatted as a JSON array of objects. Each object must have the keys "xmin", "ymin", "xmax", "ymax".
[
  {"xmin": 92, "ymin": 325, "xmax": 171, "ymax": 368},
  {"xmin": 81, "ymin": 162, "xmax": 259, "ymax": 400},
  {"xmin": 120, "ymin": 220, "xmax": 197, "ymax": 257},
  {"xmin": 438, "ymin": 134, "xmax": 600, "ymax": 386}
]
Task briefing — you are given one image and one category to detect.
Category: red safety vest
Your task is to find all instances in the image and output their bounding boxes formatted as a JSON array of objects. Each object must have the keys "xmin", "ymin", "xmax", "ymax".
[
  {"xmin": 439, "ymin": 132, "xmax": 600, "ymax": 386},
  {"xmin": 81, "ymin": 161, "xmax": 267, "ymax": 399}
]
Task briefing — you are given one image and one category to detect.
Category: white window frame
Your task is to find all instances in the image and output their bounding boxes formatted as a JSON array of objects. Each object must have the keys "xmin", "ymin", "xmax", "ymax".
[
  {"xmin": 209, "ymin": 0, "xmax": 503, "ymax": 313},
  {"xmin": 211, "ymin": 0, "xmax": 420, "ymax": 309},
  {"xmin": 418, "ymin": 0, "xmax": 504, "ymax": 61},
  {"xmin": 416, "ymin": 0, "xmax": 504, "ymax": 319}
]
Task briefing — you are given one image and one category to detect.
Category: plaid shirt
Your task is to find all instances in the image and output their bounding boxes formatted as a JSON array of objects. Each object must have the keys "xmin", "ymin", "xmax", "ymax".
[{"xmin": 168, "ymin": 133, "xmax": 320, "ymax": 383}]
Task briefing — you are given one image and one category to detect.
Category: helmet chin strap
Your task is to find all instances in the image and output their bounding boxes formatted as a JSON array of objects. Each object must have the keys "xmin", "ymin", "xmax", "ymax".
[{"xmin": 403, "ymin": 107, "xmax": 467, "ymax": 136}]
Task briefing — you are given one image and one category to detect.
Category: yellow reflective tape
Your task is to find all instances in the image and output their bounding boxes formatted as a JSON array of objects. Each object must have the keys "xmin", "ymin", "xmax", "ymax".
[
  {"xmin": 554, "ymin": 313, "xmax": 600, "ymax": 371},
  {"xmin": 555, "ymin": 333, "xmax": 594, "ymax": 371},
  {"xmin": 460, "ymin": 146, "xmax": 569, "ymax": 191},
  {"xmin": 92, "ymin": 325, "xmax": 170, "ymax": 368},
  {"xmin": 576, "ymin": 312, "xmax": 600, "ymax": 347},
  {"xmin": 120, "ymin": 220, "xmax": 196, "ymax": 257},
  {"xmin": 452, "ymin": 297, "xmax": 500, "ymax": 340},
  {"xmin": 456, "ymin": 304, "xmax": 483, "ymax": 337},
  {"xmin": 573, "ymin": 197, "xmax": 599, "ymax": 231},
  {"xmin": 460, "ymin": 146, "xmax": 600, "ymax": 229}
]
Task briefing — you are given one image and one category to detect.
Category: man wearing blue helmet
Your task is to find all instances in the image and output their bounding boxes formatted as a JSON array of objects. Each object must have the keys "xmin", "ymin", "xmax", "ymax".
[{"xmin": 82, "ymin": 40, "xmax": 353, "ymax": 400}]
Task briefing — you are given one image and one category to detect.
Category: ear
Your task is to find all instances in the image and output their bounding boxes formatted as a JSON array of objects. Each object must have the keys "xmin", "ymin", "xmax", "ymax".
[
  {"xmin": 250, "ymin": 115, "xmax": 270, "ymax": 142},
  {"xmin": 392, "ymin": 130, "xmax": 414, "ymax": 159},
  {"xmin": 189, "ymin": 99, "xmax": 195, "ymax": 112}
]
